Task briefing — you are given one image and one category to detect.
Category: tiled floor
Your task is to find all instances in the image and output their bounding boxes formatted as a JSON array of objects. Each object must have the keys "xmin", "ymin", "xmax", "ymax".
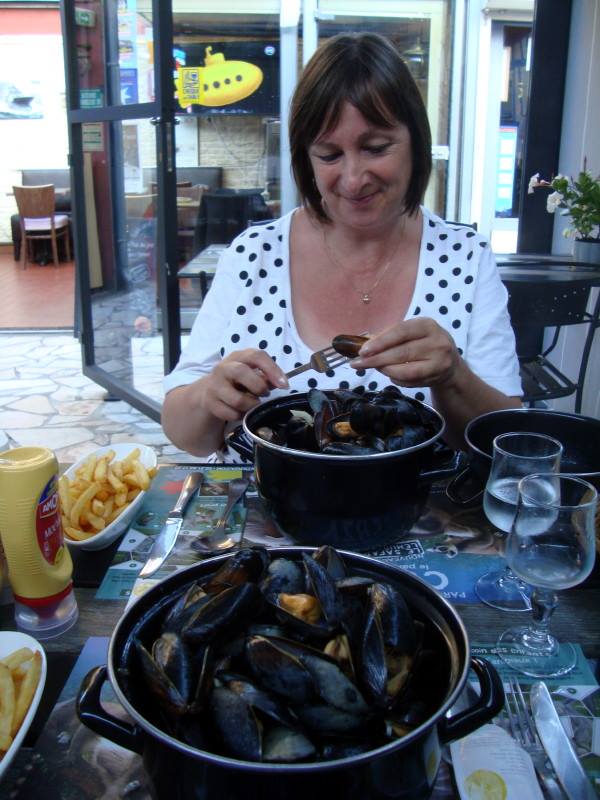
[
  {"xmin": 0, "ymin": 332, "xmax": 197, "ymax": 464},
  {"xmin": 0, "ymin": 252, "xmax": 75, "ymax": 329}
]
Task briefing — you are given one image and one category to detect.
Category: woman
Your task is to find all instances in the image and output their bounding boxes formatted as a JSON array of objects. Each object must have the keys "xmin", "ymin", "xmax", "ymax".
[{"xmin": 162, "ymin": 32, "xmax": 522, "ymax": 460}]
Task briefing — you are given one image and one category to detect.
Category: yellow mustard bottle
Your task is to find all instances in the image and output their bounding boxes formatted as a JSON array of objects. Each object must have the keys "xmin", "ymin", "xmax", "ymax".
[{"xmin": 0, "ymin": 446, "xmax": 78, "ymax": 639}]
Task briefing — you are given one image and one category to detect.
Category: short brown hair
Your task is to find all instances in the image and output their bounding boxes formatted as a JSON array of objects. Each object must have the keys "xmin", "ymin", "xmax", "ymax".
[{"xmin": 289, "ymin": 32, "xmax": 432, "ymax": 221}]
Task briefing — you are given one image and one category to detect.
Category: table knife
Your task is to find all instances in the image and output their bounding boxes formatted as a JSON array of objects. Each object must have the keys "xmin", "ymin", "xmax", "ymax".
[
  {"xmin": 139, "ymin": 471, "xmax": 203, "ymax": 579},
  {"xmin": 530, "ymin": 682, "xmax": 597, "ymax": 800}
]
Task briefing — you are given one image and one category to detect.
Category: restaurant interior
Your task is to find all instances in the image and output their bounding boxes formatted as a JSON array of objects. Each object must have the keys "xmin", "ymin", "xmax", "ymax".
[
  {"xmin": 1, "ymin": 1, "xmax": 598, "ymax": 422},
  {"xmin": 0, "ymin": 1, "xmax": 599, "ymax": 798}
]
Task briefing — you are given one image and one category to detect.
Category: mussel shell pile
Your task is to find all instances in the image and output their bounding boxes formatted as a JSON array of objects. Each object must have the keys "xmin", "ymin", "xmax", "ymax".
[
  {"xmin": 127, "ymin": 546, "xmax": 449, "ymax": 765},
  {"xmin": 253, "ymin": 386, "xmax": 441, "ymax": 457}
]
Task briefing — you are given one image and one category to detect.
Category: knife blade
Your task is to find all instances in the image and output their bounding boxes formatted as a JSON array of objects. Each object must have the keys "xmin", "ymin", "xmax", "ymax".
[
  {"xmin": 530, "ymin": 682, "xmax": 597, "ymax": 800},
  {"xmin": 139, "ymin": 471, "xmax": 203, "ymax": 579}
]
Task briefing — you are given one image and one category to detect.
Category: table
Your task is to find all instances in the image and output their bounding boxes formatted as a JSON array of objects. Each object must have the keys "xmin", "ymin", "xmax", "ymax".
[
  {"xmin": 1, "ymin": 470, "xmax": 599, "ymax": 798},
  {"xmin": 496, "ymin": 256, "xmax": 600, "ymax": 413},
  {"xmin": 3, "ymin": 560, "xmax": 596, "ymax": 663}
]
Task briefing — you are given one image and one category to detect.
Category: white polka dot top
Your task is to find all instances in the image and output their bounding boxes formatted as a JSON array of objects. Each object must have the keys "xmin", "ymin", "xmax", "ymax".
[{"xmin": 164, "ymin": 207, "xmax": 522, "ymax": 457}]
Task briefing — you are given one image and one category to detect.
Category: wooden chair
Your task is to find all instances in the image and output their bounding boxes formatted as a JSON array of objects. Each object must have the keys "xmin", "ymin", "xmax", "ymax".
[{"xmin": 13, "ymin": 184, "xmax": 71, "ymax": 268}]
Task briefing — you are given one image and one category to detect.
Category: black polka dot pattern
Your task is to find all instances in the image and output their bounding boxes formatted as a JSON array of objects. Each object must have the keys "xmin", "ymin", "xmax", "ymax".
[{"xmin": 174, "ymin": 209, "xmax": 512, "ymax": 429}]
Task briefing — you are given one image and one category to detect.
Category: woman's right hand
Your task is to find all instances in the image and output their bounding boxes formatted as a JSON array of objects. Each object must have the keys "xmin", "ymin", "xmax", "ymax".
[{"xmin": 200, "ymin": 348, "xmax": 289, "ymax": 423}]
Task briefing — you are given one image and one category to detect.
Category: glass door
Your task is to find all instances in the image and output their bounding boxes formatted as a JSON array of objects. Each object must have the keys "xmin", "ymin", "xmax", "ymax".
[
  {"xmin": 169, "ymin": 6, "xmax": 283, "ymax": 333},
  {"xmin": 63, "ymin": 0, "xmax": 456, "ymax": 419},
  {"xmin": 316, "ymin": 1, "xmax": 454, "ymax": 218},
  {"xmin": 62, "ymin": 0, "xmax": 180, "ymax": 422}
]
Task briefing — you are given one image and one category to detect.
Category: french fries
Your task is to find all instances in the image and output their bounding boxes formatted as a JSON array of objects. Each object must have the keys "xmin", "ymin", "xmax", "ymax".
[
  {"xmin": 0, "ymin": 647, "xmax": 42, "ymax": 760},
  {"xmin": 59, "ymin": 448, "xmax": 157, "ymax": 542}
]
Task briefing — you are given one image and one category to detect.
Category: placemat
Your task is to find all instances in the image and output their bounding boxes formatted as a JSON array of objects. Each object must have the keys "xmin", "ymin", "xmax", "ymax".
[
  {"xmin": 95, "ymin": 464, "xmax": 509, "ymax": 605},
  {"xmin": 70, "ymin": 541, "xmax": 121, "ymax": 588}
]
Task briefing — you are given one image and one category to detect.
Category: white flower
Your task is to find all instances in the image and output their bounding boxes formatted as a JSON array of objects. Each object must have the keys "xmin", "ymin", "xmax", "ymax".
[
  {"xmin": 527, "ymin": 173, "xmax": 540, "ymax": 194},
  {"xmin": 546, "ymin": 191, "xmax": 563, "ymax": 213}
]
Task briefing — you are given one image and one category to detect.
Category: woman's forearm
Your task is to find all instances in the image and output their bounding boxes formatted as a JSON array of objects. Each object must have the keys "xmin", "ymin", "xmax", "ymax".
[
  {"xmin": 431, "ymin": 358, "xmax": 522, "ymax": 450},
  {"xmin": 161, "ymin": 381, "xmax": 227, "ymax": 457}
]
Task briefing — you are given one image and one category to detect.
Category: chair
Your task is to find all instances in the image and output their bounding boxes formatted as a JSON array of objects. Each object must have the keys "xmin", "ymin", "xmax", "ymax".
[
  {"xmin": 194, "ymin": 191, "xmax": 274, "ymax": 251},
  {"xmin": 194, "ymin": 192, "xmax": 252, "ymax": 251},
  {"xmin": 12, "ymin": 184, "xmax": 71, "ymax": 268},
  {"xmin": 504, "ymin": 273, "xmax": 600, "ymax": 413},
  {"xmin": 176, "ymin": 184, "xmax": 207, "ymax": 263}
]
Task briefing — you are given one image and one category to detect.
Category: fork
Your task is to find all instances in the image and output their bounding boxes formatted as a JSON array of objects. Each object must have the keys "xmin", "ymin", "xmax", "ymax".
[
  {"xmin": 285, "ymin": 345, "xmax": 351, "ymax": 379},
  {"xmin": 191, "ymin": 477, "xmax": 250, "ymax": 555},
  {"xmin": 505, "ymin": 677, "xmax": 567, "ymax": 800}
]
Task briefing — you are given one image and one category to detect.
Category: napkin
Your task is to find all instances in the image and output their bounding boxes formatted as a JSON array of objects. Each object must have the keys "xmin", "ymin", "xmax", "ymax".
[{"xmin": 450, "ymin": 723, "xmax": 544, "ymax": 800}]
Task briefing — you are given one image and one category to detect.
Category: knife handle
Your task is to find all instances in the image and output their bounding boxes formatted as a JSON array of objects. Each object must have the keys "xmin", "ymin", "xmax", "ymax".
[{"xmin": 173, "ymin": 472, "xmax": 202, "ymax": 514}]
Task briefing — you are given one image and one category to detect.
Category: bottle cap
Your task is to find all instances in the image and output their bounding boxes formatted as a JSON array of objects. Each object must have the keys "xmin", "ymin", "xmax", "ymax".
[{"xmin": 13, "ymin": 585, "xmax": 78, "ymax": 640}]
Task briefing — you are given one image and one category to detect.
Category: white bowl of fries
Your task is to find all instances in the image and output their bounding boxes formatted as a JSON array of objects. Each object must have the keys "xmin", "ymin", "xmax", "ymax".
[
  {"xmin": 59, "ymin": 443, "xmax": 158, "ymax": 551},
  {"xmin": 0, "ymin": 632, "xmax": 46, "ymax": 780}
]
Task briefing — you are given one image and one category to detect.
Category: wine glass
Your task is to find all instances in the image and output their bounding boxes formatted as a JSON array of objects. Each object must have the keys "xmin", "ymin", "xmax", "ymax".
[
  {"xmin": 475, "ymin": 432, "xmax": 563, "ymax": 611},
  {"xmin": 497, "ymin": 473, "xmax": 597, "ymax": 677}
]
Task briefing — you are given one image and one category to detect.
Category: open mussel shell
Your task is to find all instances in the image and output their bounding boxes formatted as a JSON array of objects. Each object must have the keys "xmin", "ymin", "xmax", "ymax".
[
  {"xmin": 202, "ymin": 546, "xmax": 270, "ymax": 594},
  {"xmin": 110, "ymin": 544, "xmax": 501, "ymax": 777},
  {"xmin": 249, "ymin": 387, "xmax": 443, "ymax": 461}
]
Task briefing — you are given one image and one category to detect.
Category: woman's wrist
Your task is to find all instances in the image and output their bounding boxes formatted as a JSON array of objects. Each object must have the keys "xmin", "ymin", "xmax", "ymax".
[
  {"xmin": 162, "ymin": 380, "xmax": 226, "ymax": 456},
  {"xmin": 434, "ymin": 351, "xmax": 469, "ymax": 394}
]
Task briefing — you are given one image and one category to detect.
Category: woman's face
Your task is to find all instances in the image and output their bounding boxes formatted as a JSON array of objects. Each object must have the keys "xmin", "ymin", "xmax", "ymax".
[{"xmin": 308, "ymin": 101, "xmax": 413, "ymax": 231}]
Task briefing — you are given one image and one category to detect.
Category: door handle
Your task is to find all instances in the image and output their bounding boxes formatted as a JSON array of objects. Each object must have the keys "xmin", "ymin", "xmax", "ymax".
[{"xmin": 165, "ymin": 121, "xmax": 174, "ymax": 172}]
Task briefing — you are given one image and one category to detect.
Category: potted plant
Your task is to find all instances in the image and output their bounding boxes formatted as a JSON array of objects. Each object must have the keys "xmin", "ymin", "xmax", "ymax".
[{"xmin": 528, "ymin": 162, "xmax": 600, "ymax": 264}]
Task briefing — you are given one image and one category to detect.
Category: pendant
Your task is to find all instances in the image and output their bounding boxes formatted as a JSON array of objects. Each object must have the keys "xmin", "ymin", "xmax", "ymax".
[{"xmin": 362, "ymin": 294, "xmax": 370, "ymax": 304}]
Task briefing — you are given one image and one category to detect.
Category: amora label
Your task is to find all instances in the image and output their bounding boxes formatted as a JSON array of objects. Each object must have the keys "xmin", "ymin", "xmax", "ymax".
[{"xmin": 36, "ymin": 475, "xmax": 64, "ymax": 564}]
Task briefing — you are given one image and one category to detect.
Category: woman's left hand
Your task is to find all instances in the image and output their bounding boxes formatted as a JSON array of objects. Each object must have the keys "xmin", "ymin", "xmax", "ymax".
[{"xmin": 350, "ymin": 318, "xmax": 462, "ymax": 389}]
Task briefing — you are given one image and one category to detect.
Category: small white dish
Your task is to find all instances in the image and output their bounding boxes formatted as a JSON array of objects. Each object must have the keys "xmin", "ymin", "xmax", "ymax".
[
  {"xmin": 0, "ymin": 631, "xmax": 47, "ymax": 782},
  {"xmin": 62, "ymin": 442, "xmax": 157, "ymax": 551}
]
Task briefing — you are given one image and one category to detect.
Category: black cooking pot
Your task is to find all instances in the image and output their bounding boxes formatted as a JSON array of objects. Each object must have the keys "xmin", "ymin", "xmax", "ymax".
[
  {"xmin": 76, "ymin": 547, "xmax": 504, "ymax": 800},
  {"xmin": 228, "ymin": 391, "xmax": 459, "ymax": 551},
  {"xmin": 447, "ymin": 408, "xmax": 600, "ymax": 506}
]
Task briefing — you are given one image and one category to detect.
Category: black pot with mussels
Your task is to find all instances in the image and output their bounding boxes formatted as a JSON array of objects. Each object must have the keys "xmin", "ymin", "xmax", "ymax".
[
  {"xmin": 77, "ymin": 546, "xmax": 504, "ymax": 800},
  {"xmin": 229, "ymin": 386, "xmax": 459, "ymax": 551}
]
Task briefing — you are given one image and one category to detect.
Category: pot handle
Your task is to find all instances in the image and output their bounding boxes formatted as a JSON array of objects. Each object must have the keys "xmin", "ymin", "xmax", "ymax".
[
  {"xmin": 445, "ymin": 465, "xmax": 485, "ymax": 507},
  {"xmin": 418, "ymin": 447, "xmax": 463, "ymax": 485},
  {"xmin": 226, "ymin": 426, "xmax": 255, "ymax": 462},
  {"xmin": 438, "ymin": 656, "xmax": 504, "ymax": 744},
  {"xmin": 76, "ymin": 665, "xmax": 145, "ymax": 755}
]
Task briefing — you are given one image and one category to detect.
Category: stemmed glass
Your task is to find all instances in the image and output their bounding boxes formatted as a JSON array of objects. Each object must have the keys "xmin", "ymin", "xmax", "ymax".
[
  {"xmin": 497, "ymin": 473, "xmax": 597, "ymax": 677},
  {"xmin": 475, "ymin": 432, "xmax": 563, "ymax": 611}
]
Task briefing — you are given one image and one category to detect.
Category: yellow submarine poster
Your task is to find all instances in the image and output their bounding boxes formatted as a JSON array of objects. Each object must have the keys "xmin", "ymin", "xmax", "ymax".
[{"xmin": 175, "ymin": 46, "xmax": 264, "ymax": 109}]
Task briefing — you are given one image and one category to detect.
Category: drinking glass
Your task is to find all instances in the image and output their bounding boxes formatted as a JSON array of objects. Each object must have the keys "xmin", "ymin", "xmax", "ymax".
[
  {"xmin": 497, "ymin": 473, "xmax": 597, "ymax": 677},
  {"xmin": 475, "ymin": 432, "xmax": 563, "ymax": 611}
]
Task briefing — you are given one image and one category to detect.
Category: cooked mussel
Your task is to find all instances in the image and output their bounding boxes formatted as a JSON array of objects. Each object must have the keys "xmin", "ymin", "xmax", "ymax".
[
  {"xmin": 252, "ymin": 387, "xmax": 438, "ymax": 457},
  {"xmin": 331, "ymin": 334, "xmax": 369, "ymax": 358},
  {"xmin": 133, "ymin": 546, "xmax": 438, "ymax": 765}
]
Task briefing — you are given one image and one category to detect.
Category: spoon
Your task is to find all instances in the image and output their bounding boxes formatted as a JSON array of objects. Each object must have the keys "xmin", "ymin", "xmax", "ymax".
[{"xmin": 191, "ymin": 477, "xmax": 250, "ymax": 555}]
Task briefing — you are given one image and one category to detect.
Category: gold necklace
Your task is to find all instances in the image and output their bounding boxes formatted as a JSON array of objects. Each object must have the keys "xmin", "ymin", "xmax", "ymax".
[{"xmin": 322, "ymin": 221, "xmax": 405, "ymax": 304}]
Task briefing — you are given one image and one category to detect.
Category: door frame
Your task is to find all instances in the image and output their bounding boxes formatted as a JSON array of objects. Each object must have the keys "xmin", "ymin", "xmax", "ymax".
[{"xmin": 61, "ymin": 0, "xmax": 181, "ymax": 422}]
